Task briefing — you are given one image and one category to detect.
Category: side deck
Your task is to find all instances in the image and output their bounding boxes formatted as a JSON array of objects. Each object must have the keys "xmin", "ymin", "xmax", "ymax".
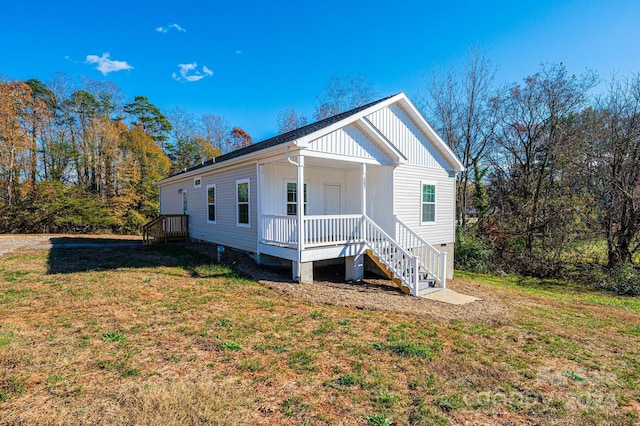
[{"xmin": 142, "ymin": 214, "xmax": 189, "ymax": 244}]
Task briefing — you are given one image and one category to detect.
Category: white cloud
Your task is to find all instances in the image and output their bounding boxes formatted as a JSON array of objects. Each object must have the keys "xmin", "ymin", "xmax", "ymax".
[
  {"xmin": 172, "ymin": 62, "xmax": 213, "ymax": 82},
  {"xmin": 156, "ymin": 23, "xmax": 187, "ymax": 33},
  {"xmin": 86, "ymin": 53, "xmax": 133, "ymax": 75}
]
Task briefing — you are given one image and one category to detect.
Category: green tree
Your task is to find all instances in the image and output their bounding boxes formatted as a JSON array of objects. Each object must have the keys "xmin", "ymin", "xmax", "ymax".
[{"xmin": 123, "ymin": 96, "xmax": 172, "ymax": 149}]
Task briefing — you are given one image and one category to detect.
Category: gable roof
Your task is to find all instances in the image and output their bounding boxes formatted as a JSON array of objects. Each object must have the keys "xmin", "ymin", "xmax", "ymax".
[
  {"xmin": 168, "ymin": 95, "xmax": 396, "ymax": 178},
  {"xmin": 158, "ymin": 93, "xmax": 463, "ymax": 185}
]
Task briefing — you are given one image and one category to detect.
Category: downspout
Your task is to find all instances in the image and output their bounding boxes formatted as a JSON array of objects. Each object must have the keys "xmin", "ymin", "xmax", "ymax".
[{"xmin": 286, "ymin": 146, "xmax": 303, "ymax": 282}]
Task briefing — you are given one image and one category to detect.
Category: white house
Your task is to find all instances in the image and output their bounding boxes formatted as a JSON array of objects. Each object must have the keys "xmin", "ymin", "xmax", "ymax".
[{"xmin": 153, "ymin": 93, "xmax": 463, "ymax": 296}]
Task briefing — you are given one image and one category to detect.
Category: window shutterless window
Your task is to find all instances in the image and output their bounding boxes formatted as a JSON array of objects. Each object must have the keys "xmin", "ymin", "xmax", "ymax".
[
  {"xmin": 286, "ymin": 182, "xmax": 307, "ymax": 216},
  {"xmin": 194, "ymin": 177, "xmax": 202, "ymax": 188},
  {"xmin": 206, "ymin": 184, "xmax": 216, "ymax": 223},
  {"xmin": 236, "ymin": 179, "xmax": 250, "ymax": 227},
  {"xmin": 421, "ymin": 183, "xmax": 436, "ymax": 223}
]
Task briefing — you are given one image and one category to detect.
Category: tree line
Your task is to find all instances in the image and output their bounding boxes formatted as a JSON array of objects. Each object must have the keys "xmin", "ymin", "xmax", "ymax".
[
  {"xmin": 422, "ymin": 52, "xmax": 640, "ymax": 292},
  {"xmin": 2, "ymin": 66, "xmax": 638, "ymax": 291},
  {"xmin": 0, "ymin": 74, "xmax": 252, "ymax": 234}
]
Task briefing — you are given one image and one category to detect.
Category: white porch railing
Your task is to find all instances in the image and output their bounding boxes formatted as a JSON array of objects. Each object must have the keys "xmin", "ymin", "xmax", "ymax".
[
  {"xmin": 260, "ymin": 214, "xmax": 446, "ymax": 293},
  {"xmin": 304, "ymin": 214, "xmax": 363, "ymax": 246},
  {"xmin": 261, "ymin": 215, "xmax": 298, "ymax": 246},
  {"xmin": 395, "ymin": 217, "xmax": 447, "ymax": 288}
]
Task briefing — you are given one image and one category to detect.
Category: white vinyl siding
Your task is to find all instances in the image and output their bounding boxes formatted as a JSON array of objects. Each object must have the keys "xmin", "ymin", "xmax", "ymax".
[
  {"xmin": 237, "ymin": 179, "xmax": 250, "ymax": 227},
  {"xmin": 308, "ymin": 124, "xmax": 390, "ymax": 164},
  {"xmin": 261, "ymin": 163, "xmax": 358, "ymax": 216},
  {"xmin": 366, "ymin": 104, "xmax": 448, "ymax": 168},
  {"xmin": 176, "ymin": 164, "xmax": 257, "ymax": 253},
  {"xmin": 366, "ymin": 165, "xmax": 394, "ymax": 234},
  {"xmin": 206, "ymin": 184, "xmax": 216, "ymax": 223},
  {"xmin": 159, "ymin": 180, "xmax": 188, "ymax": 215},
  {"xmin": 394, "ymin": 164, "xmax": 454, "ymax": 244}
]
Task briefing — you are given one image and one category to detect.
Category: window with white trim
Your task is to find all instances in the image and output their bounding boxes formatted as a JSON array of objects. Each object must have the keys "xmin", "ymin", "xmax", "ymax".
[
  {"xmin": 421, "ymin": 183, "xmax": 436, "ymax": 223},
  {"xmin": 286, "ymin": 182, "xmax": 307, "ymax": 216},
  {"xmin": 236, "ymin": 179, "xmax": 250, "ymax": 227},
  {"xmin": 194, "ymin": 177, "xmax": 202, "ymax": 188},
  {"xmin": 206, "ymin": 184, "xmax": 216, "ymax": 223}
]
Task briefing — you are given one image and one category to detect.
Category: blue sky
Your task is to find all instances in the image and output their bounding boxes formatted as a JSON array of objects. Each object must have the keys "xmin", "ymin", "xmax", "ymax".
[{"xmin": 2, "ymin": 0, "xmax": 639, "ymax": 141}]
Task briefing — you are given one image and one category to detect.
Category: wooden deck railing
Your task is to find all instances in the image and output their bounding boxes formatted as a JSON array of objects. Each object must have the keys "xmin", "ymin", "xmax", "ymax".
[{"xmin": 142, "ymin": 214, "xmax": 189, "ymax": 244}]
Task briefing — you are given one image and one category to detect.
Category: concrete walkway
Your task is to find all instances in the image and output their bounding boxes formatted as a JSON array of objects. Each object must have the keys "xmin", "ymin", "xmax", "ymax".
[{"xmin": 419, "ymin": 288, "xmax": 481, "ymax": 305}]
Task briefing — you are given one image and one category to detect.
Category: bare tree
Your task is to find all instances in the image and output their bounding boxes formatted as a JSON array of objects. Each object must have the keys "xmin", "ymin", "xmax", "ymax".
[
  {"xmin": 422, "ymin": 49, "xmax": 497, "ymax": 230},
  {"xmin": 313, "ymin": 75, "xmax": 376, "ymax": 120},
  {"xmin": 202, "ymin": 114, "xmax": 231, "ymax": 153},
  {"xmin": 578, "ymin": 75, "xmax": 640, "ymax": 268},
  {"xmin": 277, "ymin": 107, "xmax": 308, "ymax": 134},
  {"xmin": 488, "ymin": 63, "xmax": 597, "ymax": 268}
]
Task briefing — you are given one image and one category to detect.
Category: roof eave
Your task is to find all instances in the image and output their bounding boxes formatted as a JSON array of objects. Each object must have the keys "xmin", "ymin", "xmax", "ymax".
[{"xmin": 155, "ymin": 141, "xmax": 298, "ymax": 186}]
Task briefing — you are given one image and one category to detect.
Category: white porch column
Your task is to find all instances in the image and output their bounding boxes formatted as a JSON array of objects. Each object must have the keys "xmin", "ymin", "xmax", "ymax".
[
  {"xmin": 293, "ymin": 154, "xmax": 305, "ymax": 282},
  {"xmin": 361, "ymin": 163, "xmax": 367, "ymax": 217},
  {"xmin": 297, "ymin": 154, "xmax": 305, "ymax": 251},
  {"xmin": 256, "ymin": 162, "xmax": 262, "ymax": 256}
]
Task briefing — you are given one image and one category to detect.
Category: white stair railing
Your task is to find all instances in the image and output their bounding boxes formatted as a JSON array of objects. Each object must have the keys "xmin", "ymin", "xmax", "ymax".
[
  {"xmin": 361, "ymin": 215, "xmax": 420, "ymax": 296},
  {"xmin": 394, "ymin": 217, "xmax": 446, "ymax": 288}
]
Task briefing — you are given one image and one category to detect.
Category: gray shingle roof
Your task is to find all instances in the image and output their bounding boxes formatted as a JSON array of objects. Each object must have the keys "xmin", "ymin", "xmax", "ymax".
[{"xmin": 171, "ymin": 94, "xmax": 396, "ymax": 177}]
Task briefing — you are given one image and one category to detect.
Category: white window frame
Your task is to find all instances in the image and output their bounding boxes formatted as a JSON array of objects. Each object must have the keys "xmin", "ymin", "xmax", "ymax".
[
  {"xmin": 206, "ymin": 184, "xmax": 216, "ymax": 224},
  {"xmin": 236, "ymin": 178, "xmax": 250, "ymax": 228},
  {"xmin": 194, "ymin": 177, "xmax": 202, "ymax": 188},
  {"xmin": 286, "ymin": 181, "xmax": 307, "ymax": 216},
  {"xmin": 420, "ymin": 181, "xmax": 436, "ymax": 224}
]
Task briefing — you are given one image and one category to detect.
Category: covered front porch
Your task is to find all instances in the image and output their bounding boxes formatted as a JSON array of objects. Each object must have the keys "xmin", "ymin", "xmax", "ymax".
[
  {"xmin": 255, "ymin": 150, "xmax": 447, "ymax": 295},
  {"xmin": 256, "ymin": 148, "xmax": 389, "ymax": 264}
]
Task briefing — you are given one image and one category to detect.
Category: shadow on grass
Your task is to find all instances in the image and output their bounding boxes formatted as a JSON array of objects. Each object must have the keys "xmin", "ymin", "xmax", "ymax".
[{"xmin": 46, "ymin": 242, "xmax": 239, "ymax": 280}]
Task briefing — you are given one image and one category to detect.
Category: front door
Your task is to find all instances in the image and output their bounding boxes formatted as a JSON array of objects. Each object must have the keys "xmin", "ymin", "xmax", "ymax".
[{"xmin": 324, "ymin": 184, "xmax": 341, "ymax": 215}]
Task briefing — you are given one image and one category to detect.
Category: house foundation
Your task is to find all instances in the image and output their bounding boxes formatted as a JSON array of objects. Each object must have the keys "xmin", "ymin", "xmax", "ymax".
[
  {"xmin": 345, "ymin": 254, "xmax": 364, "ymax": 281},
  {"xmin": 293, "ymin": 261, "xmax": 314, "ymax": 284}
]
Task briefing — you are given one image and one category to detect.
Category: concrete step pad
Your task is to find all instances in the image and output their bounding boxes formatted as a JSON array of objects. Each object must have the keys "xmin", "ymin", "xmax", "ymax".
[{"xmin": 418, "ymin": 288, "xmax": 481, "ymax": 305}]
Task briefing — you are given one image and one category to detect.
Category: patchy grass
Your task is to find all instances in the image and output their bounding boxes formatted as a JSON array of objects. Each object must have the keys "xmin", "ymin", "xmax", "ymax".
[{"xmin": 0, "ymin": 245, "xmax": 639, "ymax": 425}]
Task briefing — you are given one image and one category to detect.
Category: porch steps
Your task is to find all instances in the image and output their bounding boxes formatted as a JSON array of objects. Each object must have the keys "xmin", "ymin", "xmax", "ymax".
[
  {"xmin": 365, "ymin": 249, "xmax": 411, "ymax": 294},
  {"xmin": 366, "ymin": 249, "xmax": 441, "ymax": 296}
]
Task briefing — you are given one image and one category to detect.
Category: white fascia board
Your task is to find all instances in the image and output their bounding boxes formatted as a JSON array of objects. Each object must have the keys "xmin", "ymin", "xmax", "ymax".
[
  {"xmin": 397, "ymin": 96, "xmax": 465, "ymax": 172},
  {"xmin": 293, "ymin": 93, "xmax": 406, "ymax": 147}
]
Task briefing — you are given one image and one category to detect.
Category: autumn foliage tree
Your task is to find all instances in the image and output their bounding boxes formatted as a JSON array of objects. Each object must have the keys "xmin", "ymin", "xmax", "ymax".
[
  {"xmin": 0, "ymin": 75, "xmax": 240, "ymax": 234},
  {"xmin": 228, "ymin": 127, "xmax": 252, "ymax": 151}
]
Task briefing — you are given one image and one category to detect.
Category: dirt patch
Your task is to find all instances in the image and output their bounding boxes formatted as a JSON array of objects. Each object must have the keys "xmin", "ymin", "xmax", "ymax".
[{"xmin": 186, "ymin": 242, "xmax": 513, "ymax": 325}]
